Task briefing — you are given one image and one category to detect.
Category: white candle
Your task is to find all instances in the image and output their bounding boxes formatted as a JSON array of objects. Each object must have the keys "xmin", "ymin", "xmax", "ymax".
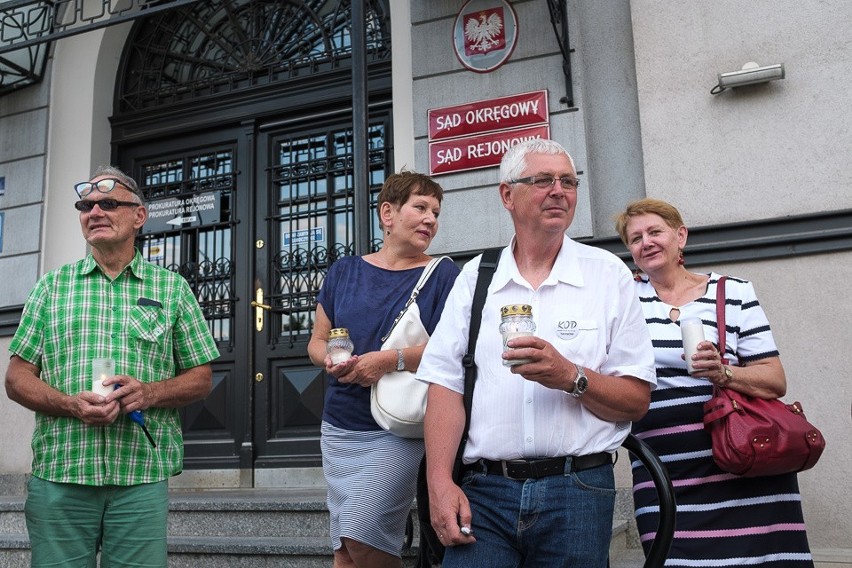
[
  {"xmin": 680, "ymin": 318, "xmax": 705, "ymax": 374},
  {"xmin": 91, "ymin": 358, "xmax": 115, "ymax": 396},
  {"xmin": 329, "ymin": 351, "xmax": 352, "ymax": 365},
  {"xmin": 502, "ymin": 331, "xmax": 534, "ymax": 366}
]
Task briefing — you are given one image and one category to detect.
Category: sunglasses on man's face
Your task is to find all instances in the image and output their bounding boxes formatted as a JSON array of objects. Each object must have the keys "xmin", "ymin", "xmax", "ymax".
[
  {"xmin": 74, "ymin": 199, "xmax": 141, "ymax": 212},
  {"xmin": 74, "ymin": 178, "xmax": 125, "ymax": 198}
]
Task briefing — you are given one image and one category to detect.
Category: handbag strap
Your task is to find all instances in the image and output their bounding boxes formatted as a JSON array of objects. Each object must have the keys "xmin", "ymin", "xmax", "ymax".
[
  {"xmin": 716, "ymin": 275, "xmax": 728, "ymax": 365},
  {"xmin": 380, "ymin": 256, "xmax": 449, "ymax": 343},
  {"xmin": 452, "ymin": 247, "xmax": 502, "ymax": 481}
]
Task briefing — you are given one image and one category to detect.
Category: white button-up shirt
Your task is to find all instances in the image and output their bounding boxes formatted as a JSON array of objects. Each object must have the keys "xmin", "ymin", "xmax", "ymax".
[{"xmin": 418, "ymin": 236, "xmax": 656, "ymax": 462}]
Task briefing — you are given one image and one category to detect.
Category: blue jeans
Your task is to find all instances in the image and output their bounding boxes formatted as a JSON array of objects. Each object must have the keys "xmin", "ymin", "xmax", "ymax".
[{"xmin": 443, "ymin": 459, "xmax": 616, "ymax": 568}]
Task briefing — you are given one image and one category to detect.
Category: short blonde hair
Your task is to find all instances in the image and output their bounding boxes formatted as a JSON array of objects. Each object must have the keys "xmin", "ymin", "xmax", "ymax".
[{"xmin": 614, "ymin": 198, "xmax": 685, "ymax": 245}]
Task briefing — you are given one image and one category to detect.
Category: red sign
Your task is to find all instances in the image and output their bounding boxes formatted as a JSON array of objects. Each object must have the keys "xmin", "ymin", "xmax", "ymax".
[
  {"xmin": 429, "ymin": 125, "xmax": 550, "ymax": 176},
  {"xmin": 428, "ymin": 90, "xmax": 549, "ymax": 141}
]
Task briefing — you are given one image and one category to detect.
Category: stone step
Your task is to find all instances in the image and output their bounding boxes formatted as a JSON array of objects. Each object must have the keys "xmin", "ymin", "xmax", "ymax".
[
  {"xmin": 167, "ymin": 535, "xmax": 420, "ymax": 568},
  {"xmin": 167, "ymin": 488, "xmax": 330, "ymax": 537},
  {"xmin": 0, "ymin": 534, "xmax": 421, "ymax": 568},
  {"xmin": 0, "ymin": 497, "xmax": 24, "ymax": 536},
  {"xmin": 0, "ymin": 490, "xmax": 421, "ymax": 567},
  {"xmin": 0, "ymin": 490, "xmax": 648, "ymax": 567}
]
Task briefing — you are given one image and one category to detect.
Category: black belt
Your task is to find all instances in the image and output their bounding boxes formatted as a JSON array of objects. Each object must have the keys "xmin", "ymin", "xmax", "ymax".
[{"xmin": 463, "ymin": 452, "xmax": 612, "ymax": 480}]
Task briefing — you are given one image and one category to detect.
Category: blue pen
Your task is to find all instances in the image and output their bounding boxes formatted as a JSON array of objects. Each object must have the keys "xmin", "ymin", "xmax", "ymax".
[{"xmin": 113, "ymin": 384, "xmax": 157, "ymax": 448}]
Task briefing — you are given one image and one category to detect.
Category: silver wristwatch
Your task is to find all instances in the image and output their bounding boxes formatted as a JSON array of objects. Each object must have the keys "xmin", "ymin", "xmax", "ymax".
[
  {"xmin": 569, "ymin": 366, "xmax": 589, "ymax": 398},
  {"xmin": 396, "ymin": 349, "xmax": 405, "ymax": 371}
]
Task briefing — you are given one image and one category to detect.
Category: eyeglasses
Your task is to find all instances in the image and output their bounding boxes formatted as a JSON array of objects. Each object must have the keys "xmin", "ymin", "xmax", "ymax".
[
  {"xmin": 74, "ymin": 178, "xmax": 124, "ymax": 198},
  {"xmin": 510, "ymin": 175, "xmax": 580, "ymax": 191},
  {"xmin": 74, "ymin": 199, "xmax": 141, "ymax": 212}
]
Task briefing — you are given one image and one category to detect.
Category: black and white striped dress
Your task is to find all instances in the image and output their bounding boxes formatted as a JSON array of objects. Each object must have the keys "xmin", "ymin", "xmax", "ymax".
[{"xmin": 631, "ymin": 273, "xmax": 815, "ymax": 567}]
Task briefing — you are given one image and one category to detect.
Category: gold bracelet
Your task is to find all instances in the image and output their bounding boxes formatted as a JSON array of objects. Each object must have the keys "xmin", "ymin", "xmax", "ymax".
[{"xmin": 720, "ymin": 365, "xmax": 734, "ymax": 386}]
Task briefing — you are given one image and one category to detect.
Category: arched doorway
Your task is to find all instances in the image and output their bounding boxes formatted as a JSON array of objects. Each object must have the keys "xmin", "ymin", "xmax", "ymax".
[{"xmin": 110, "ymin": 0, "xmax": 392, "ymax": 479}]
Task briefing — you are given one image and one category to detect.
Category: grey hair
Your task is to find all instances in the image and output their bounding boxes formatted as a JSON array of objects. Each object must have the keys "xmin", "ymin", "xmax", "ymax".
[
  {"xmin": 498, "ymin": 139, "xmax": 576, "ymax": 183},
  {"xmin": 92, "ymin": 165, "xmax": 145, "ymax": 205}
]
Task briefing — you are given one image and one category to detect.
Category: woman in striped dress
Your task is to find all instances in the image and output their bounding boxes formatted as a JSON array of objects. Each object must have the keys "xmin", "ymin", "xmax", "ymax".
[{"xmin": 615, "ymin": 198, "xmax": 814, "ymax": 567}]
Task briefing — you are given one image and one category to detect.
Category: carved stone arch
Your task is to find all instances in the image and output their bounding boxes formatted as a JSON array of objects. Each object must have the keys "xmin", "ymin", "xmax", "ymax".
[{"xmin": 116, "ymin": 0, "xmax": 390, "ymax": 113}]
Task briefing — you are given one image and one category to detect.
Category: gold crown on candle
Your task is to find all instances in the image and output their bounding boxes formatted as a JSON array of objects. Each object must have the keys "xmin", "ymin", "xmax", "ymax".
[
  {"xmin": 328, "ymin": 328, "xmax": 350, "ymax": 339},
  {"xmin": 501, "ymin": 304, "xmax": 533, "ymax": 317}
]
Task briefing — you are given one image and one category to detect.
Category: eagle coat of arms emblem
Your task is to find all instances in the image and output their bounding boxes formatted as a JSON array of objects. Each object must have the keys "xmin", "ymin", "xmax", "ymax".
[
  {"xmin": 453, "ymin": 0, "xmax": 518, "ymax": 73},
  {"xmin": 464, "ymin": 8, "xmax": 506, "ymax": 55}
]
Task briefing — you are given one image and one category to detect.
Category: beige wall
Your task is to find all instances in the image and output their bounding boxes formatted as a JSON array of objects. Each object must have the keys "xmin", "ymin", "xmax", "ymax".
[
  {"xmin": 43, "ymin": 24, "xmax": 131, "ymax": 273},
  {"xmin": 410, "ymin": 1, "xmax": 595, "ymax": 255},
  {"xmin": 630, "ymin": 0, "xmax": 852, "ymax": 552},
  {"xmin": 699, "ymin": 253, "xmax": 852, "ymax": 548},
  {"xmin": 0, "ymin": 338, "xmax": 33, "ymax": 475},
  {"xmin": 630, "ymin": 0, "xmax": 851, "ymax": 225}
]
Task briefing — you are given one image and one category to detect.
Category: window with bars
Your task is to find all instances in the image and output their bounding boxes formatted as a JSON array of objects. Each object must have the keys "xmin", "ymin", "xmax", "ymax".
[
  {"xmin": 136, "ymin": 149, "xmax": 236, "ymax": 344},
  {"xmin": 268, "ymin": 121, "xmax": 388, "ymax": 342}
]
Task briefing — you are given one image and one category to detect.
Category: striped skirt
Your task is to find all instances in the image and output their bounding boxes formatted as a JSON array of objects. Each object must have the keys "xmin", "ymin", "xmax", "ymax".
[{"xmin": 321, "ymin": 421, "xmax": 424, "ymax": 556}]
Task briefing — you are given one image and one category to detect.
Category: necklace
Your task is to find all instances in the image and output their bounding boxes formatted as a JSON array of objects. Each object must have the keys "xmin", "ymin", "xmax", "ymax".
[{"xmin": 652, "ymin": 272, "xmax": 708, "ymax": 322}]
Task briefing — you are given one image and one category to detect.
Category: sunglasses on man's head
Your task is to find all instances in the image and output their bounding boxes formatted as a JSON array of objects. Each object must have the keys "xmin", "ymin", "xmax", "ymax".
[
  {"xmin": 74, "ymin": 178, "xmax": 125, "ymax": 198},
  {"xmin": 74, "ymin": 199, "xmax": 141, "ymax": 212}
]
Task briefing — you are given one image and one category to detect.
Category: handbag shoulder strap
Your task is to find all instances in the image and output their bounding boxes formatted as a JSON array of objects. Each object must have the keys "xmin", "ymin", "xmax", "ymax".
[
  {"xmin": 413, "ymin": 256, "xmax": 448, "ymax": 298},
  {"xmin": 452, "ymin": 247, "xmax": 502, "ymax": 480},
  {"xmin": 381, "ymin": 256, "xmax": 449, "ymax": 344},
  {"xmin": 716, "ymin": 275, "xmax": 728, "ymax": 364}
]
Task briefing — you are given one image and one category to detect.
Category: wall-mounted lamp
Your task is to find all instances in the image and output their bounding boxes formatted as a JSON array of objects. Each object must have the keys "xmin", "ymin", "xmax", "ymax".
[{"xmin": 711, "ymin": 62, "xmax": 785, "ymax": 95}]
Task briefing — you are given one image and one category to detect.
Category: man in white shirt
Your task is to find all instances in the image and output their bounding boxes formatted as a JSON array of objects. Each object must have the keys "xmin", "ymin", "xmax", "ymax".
[{"xmin": 418, "ymin": 139, "xmax": 656, "ymax": 567}]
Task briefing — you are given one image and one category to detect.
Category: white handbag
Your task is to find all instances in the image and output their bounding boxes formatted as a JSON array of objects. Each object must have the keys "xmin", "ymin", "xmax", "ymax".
[{"xmin": 371, "ymin": 257, "xmax": 448, "ymax": 438}]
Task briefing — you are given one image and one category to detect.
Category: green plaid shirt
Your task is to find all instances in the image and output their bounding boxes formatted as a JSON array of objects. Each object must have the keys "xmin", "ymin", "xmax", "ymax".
[{"xmin": 9, "ymin": 252, "xmax": 219, "ymax": 486}]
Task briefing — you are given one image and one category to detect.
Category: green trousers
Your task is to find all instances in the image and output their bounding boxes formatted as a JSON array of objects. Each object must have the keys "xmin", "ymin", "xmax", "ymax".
[{"xmin": 25, "ymin": 476, "xmax": 168, "ymax": 567}]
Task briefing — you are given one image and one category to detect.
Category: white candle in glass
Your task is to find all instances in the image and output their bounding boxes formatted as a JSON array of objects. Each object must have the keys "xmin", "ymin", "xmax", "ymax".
[
  {"xmin": 91, "ymin": 358, "xmax": 115, "ymax": 396},
  {"xmin": 680, "ymin": 318, "xmax": 705, "ymax": 374}
]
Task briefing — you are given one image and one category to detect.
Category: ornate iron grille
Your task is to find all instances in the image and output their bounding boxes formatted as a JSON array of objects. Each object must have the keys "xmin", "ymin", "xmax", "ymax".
[
  {"xmin": 0, "ymin": 0, "xmax": 201, "ymax": 94},
  {"xmin": 136, "ymin": 149, "xmax": 236, "ymax": 345},
  {"xmin": 118, "ymin": 0, "xmax": 390, "ymax": 112},
  {"xmin": 269, "ymin": 120, "xmax": 388, "ymax": 344},
  {"xmin": 0, "ymin": 0, "xmax": 201, "ymax": 54}
]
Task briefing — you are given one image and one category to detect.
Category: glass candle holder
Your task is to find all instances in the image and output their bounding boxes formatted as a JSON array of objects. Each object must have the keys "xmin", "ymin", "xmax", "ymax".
[
  {"xmin": 327, "ymin": 328, "xmax": 354, "ymax": 365},
  {"xmin": 500, "ymin": 304, "xmax": 536, "ymax": 366}
]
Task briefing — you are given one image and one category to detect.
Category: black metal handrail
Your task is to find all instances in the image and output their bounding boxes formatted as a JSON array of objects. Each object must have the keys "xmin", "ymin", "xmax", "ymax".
[{"xmin": 621, "ymin": 433, "xmax": 676, "ymax": 568}]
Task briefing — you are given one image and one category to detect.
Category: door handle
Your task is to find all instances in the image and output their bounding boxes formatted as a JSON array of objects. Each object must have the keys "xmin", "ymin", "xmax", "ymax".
[{"xmin": 251, "ymin": 289, "xmax": 271, "ymax": 331}]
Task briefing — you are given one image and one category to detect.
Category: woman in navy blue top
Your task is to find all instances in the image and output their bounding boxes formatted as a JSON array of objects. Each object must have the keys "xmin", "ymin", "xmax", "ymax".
[{"xmin": 308, "ymin": 171, "xmax": 459, "ymax": 568}]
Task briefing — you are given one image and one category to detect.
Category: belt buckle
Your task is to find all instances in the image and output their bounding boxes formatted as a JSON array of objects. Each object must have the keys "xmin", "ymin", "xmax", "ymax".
[{"xmin": 501, "ymin": 459, "xmax": 527, "ymax": 479}]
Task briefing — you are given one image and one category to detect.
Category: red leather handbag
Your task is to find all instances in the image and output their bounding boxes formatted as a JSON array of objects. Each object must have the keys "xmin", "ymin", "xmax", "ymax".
[{"xmin": 702, "ymin": 276, "xmax": 826, "ymax": 477}]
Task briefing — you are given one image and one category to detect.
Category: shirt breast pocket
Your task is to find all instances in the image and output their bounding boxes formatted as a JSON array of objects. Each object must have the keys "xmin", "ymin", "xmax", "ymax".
[
  {"xmin": 552, "ymin": 316, "xmax": 600, "ymax": 366},
  {"xmin": 128, "ymin": 305, "xmax": 170, "ymax": 345}
]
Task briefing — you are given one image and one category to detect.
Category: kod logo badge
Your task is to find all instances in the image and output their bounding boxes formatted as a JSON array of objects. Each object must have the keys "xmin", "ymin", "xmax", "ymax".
[{"xmin": 556, "ymin": 320, "xmax": 578, "ymax": 340}]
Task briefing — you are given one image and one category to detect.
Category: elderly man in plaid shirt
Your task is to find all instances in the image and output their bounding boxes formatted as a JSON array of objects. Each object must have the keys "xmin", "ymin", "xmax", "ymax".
[{"xmin": 5, "ymin": 165, "xmax": 219, "ymax": 567}]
